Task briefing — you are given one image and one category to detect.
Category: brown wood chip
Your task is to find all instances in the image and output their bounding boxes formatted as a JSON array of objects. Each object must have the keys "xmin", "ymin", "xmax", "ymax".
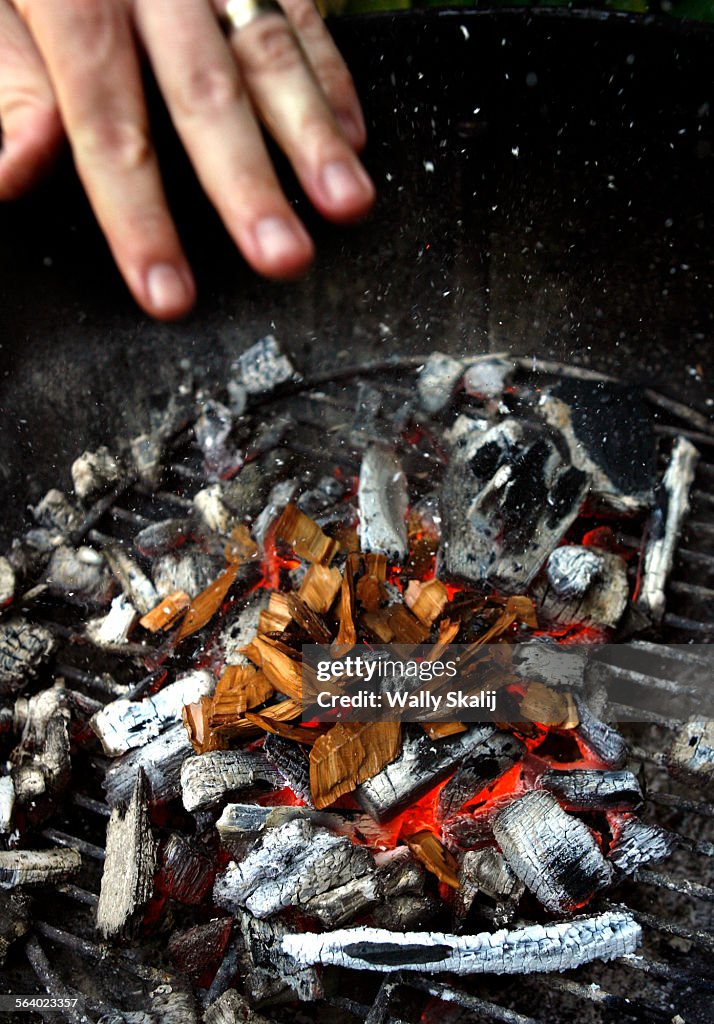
[
  {"xmin": 242, "ymin": 635, "xmax": 303, "ymax": 699},
  {"xmin": 360, "ymin": 609, "xmax": 394, "ymax": 642},
  {"xmin": 421, "ymin": 722, "xmax": 468, "ymax": 739},
  {"xmin": 299, "ymin": 563, "xmax": 342, "ymax": 614},
  {"xmin": 243, "ymin": 712, "xmax": 326, "ymax": 746},
  {"xmin": 286, "ymin": 593, "xmax": 332, "ymax": 643},
  {"xmin": 139, "ymin": 590, "xmax": 191, "ymax": 633},
  {"xmin": 225, "ymin": 523, "xmax": 259, "ymax": 565},
  {"xmin": 259, "ymin": 592, "xmax": 292, "ymax": 633},
  {"xmin": 404, "ymin": 830, "xmax": 460, "ymax": 889},
  {"xmin": 177, "ymin": 563, "xmax": 239, "ymax": 640},
  {"xmin": 274, "ymin": 504, "xmax": 339, "ymax": 565},
  {"xmin": 309, "ymin": 721, "xmax": 402, "ymax": 810},
  {"xmin": 387, "ymin": 604, "xmax": 430, "ymax": 643},
  {"xmin": 519, "ymin": 682, "xmax": 574, "ymax": 727},
  {"xmin": 182, "ymin": 697, "xmax": 227, "ymax": 754},
  {"xmin": 209, "ymin": 665, "xmax": 273, "ymax": 727},
  {"xmin": 404, "ymin": 578, "xmax": 449, "ymax": 627},
  {"xmin": 336, "ymin": 557, "xmax": 357, "ymax": 646}
]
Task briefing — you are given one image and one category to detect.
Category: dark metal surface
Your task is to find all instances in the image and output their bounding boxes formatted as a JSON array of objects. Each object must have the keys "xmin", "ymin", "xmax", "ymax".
[{"xmin": 0, "ymin": 9, "xmax": 713, "ymax": 545}]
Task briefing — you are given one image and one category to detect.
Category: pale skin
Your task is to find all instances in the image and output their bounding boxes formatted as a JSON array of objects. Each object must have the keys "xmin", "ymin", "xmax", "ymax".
[{"xmin": 0, "ymin": 0, "xmax": 375, "ymax": 319}]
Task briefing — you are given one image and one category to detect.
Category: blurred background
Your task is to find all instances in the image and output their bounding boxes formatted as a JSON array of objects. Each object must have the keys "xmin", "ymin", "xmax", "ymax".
[{"xmin": 319, "ymin": 0, "xmax": 714, "ymax": 22}]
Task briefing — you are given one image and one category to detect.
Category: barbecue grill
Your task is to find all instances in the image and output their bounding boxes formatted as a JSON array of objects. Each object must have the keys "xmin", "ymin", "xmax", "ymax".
[{"xmin": 0, "ymin": 9, "xmax": 713, "ymax": 1024}]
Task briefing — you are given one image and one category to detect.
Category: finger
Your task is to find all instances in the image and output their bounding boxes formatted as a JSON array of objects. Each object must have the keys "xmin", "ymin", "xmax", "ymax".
[
  {"xmin": 279, "ymin": 0, "xmax": 366, "ymax": 151},
  {"xmin": 16, "ymin": 0, "xmax": 195, "ymax": 319},
  {"xmin": 227, "ymin": 6, "xmax": 375, "ymax": 223},
  {"xmin": 0, "ymin": 0, "xmax": 62, "ymax": 199},
  {"xmin": 136, "ymin": 0, "xmax": 314, "ymax": 279}
]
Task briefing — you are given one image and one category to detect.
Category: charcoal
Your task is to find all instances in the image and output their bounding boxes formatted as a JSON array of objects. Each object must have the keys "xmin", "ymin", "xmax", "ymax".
[
  {"xmin": 204, "ymin": 990, "xmax": 272, "ymax": 1024},
  {"xmin": 355, "ymin": 725, "xmax": 496, "ymax": 822},
  {"xmin": 168, "ymin": 917, "xmax": 233, "ymax": 988},
  {"xmin": 297, "ymin": 475, "xmax": 346, "ymax": 518},
  {"xmin": 214, "ymin": 818, "xmax": 374, "ymax": 922},
  {"xmin": 215, "ymin": 803, "xmax": 369, "ymax": 847},
  {"xmin": 439, "ymin": 419, "xmax": 588, "ymax": 591},
  {"xmin": 539, "ymin": 379, "xmax": 656, "ymax": 514},
  {"xmin": 85, "ymin": 594, "xmax": 138, "ymax": 648},
  {"xmin": 134, "ymin": 518, "xmax": 192, "ymax": 557},
  {"xmin": 0, "ymin": 618, "xmax": 56, "ymax": 696},
  {"xmin": 194, "ymin": 484, "xmax": 233, "ymax": 536},
  {"xmin": 246, "ymin": 413, "xmax": 294, "ymax": 461},
  {"xmin": 32, "ymin": 489, "xmax": 82, "ymax": 535},
  {"xmin": 608, "ymin": 816, "xmax": 676, "ymax": 875},
  {"xmin": 668, "ymin": 716, "xmax": 714, "ymax": 788},
  {"xmin": 438, "ymin": 733, "xmax": 525, "ymax": 820},
  {"xmin": 97, "ymin": 769, "xmax": 156, "ymax": 938},
  {"xmin": 417, "ymin": 352, "xmax": 464, "ymax": 414},
  {"xmin": 100, "ymin": 985, "xmax": 199, "ymax": 1023},
  {"xmin": 91, "ymin": 670, "xmax": 213, "ymax": 756},
  {"xmin": 534, "ymin": 550, "xmax": 629, "ymax": 631},
  {"xmin": 0, "ymin": 555, "xmax": 16, "ymax": 605},
  {"xmin": 547, "ymin": 545, "xmax": 603, "ymax": 598},
  {"xmin": 104, "ymin": 545, "xmax": 159, "ymax": 615},
  {"xmin": 194, "ymin": 399, "xmax": 234, "ymax": 474},
  {"xmin": 637, "ymin": 436, "xmax": 700, "ymax": 621},
  {"xmin": 46, "ymin": 544, "xmax": 112, "ymax": 605},
  {"xmin": 463, "ymin": 357, "xmax": 511, "ymax": 400},
  {"xmin": 159, "ymin": 833, "xmax": 215, "ymax": 904},
  {"xmin": 572, "ymin": 694, "xmax": 628, "ymax": 768},
  {"xmin": 357, "ymin": 444, "xmax": 409, "ymax": 562},
  {"xmin": 232, "ymin": 909, "xmax": 323, "ymax": 1004},
  {"xmin": 0, "ymin": 891, "xmax": 30, "ymax": 964},
  {"xmin": 152, "ymin": 547, "xmax": 223, "ymax": 600},
  {"xmin": 0, "ymin": 847, "xmax": 81, "ymax": 887},
  {"xmin": 370, "ymin": 892, "xmax": 439, "ymax": 930},
  {"xmin": 218, "ymin": 591, "xmax": 268, "ymax": 667},
  {"xmin": 281, "ymin": 909, "xmax": 641, "ymax": 974},
  {"xmin": 369, "ymin": 847, "xmax": 437, "ymax": 930},
  {"xmin": 130, "ymin": 431, "xmax": 164, "ymax": 490},
  {"xmin": 253, "ymin": 478, "xmax": 299, "ymax": 554},
  {"xmin": 104, "ymin": 721, "xmax": 193, "ymax": 808},
  {"xmin": 71, "ymin": 446, "xmax": 122, "ymax": 502},
  {"xmin": 511, "ymin": 639, "xmax": 587, "ymax": 690},
  {"xmin": 221, "ymin": 457, "xmax": 286, "ymax": 523},
  {"xmin": 493, "ymin": 790, "xmax": 613, "ymax": 913},
  {"xmin": 12, "ymin": 710, "xmax": 70, "ymax": 808},
  {"xmin": 0, "ymin": 775, "xmax": 14, "ymax": 833},
  {"xmin": 227, "ymin": 379, "xmax": 247, "ymax": 416},
  {"xmin": 234, "ymin": 335, "xmax": 296, "ymax": 395},
  {"xmin": 539, "ymin": 769, "xmax": 642, "ymax": 811},
  {"xmin": 262, "ymin": 732, "xmax": 312, "ymax": 805},
  {"xmin": 456, "ymin": 848, "xmax": 525, "ymax": 924},
  {"xmin": 181, "ymin": 749, "xmax": 280, "ymax": 813}
]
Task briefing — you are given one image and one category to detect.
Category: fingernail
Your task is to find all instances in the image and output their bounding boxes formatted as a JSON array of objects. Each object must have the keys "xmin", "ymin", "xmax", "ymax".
[
  {"xmin": 146, "ymin": 263, "xmax": 191, "ymax": 313},
  {"xmin": 255, "ymin": 216, "xmax": 306, "ymax": 264},
  {"xmin": 321, "ymin": 160, "xmax": 373, "ymax": 207}
]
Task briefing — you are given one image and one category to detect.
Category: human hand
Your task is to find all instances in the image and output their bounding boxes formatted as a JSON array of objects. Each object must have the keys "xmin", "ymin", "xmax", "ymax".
[{"xmin": 0, "ymin": 0, "xmax": 374, "ymax": 318}]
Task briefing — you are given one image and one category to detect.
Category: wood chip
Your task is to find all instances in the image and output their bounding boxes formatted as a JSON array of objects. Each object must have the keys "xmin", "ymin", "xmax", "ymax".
[
  {"xmin": 210, "ymin": 666, "xmax": 274, "ymax": 727},
  {"xmin": 387, "ymin": 604, "xmax": 429, "ymax": 643},
  {"xmin": 183, "ymin": 697, "xmax": 227, "ymax": 754},
  {"xmin": 336, "ymin": 557, "xmax": 357, "ymax": 646},
  {"xmin": 139, "ymin": 590, "xmax": 191, "ymax": 633},
  {"xmin": 426, "ymin": 618, "xmax": 461, "ymax": 661},
  {"xmin": 422, "ymin": 722, "xmax": 467, "ymax": 739},
  {"xmin": 177, "ymin": 563, "xmax": 239, "ymax": 640},
  {"xmin": 356, "ymin": 554, "xmax": 388, "ymax": 612},
  {"xmin": 404, "ymin": 578, "xmax": 449, "ymax": 627},
  {"xmin": 243, "ymin": 713, "xmax": 325, "ymax": 746},
  {"xmin": 310, "ymin": 722, "xmax": 402, "ymax": 810},
  {"xmin": 360, "ymin": 610, "xmax": 394, "ymax": 642},
  {"xmin": 259, "ymin": 592, "xmax": 292, "ymax": 633},
  {"xmin": 299, "ymin": 564, "xmax": 342, "ymax": 614},
  {"xmin": 405, "ymin": 830, "xmax": 460, "ymax": 889},
  {"xmin": 274, "ymin": 504, "xmax": 339, "ymax": 565},
  {"xmin": 242, "ymin": 635, "xmax": 304, "ymax": 700},
  {"xmin": 519, "ymin": 682, "xmax": 574, "ymax": 727},
  {"xmin": 225, "ymin": 523, "xmax": 259, "ymax": 565},
  {"xmin": 286, "ymin": 593, "xmax": 332, "ymax": 643}
]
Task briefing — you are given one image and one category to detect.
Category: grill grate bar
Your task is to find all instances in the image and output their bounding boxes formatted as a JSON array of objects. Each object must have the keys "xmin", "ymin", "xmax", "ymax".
[
  {"xmin": 394, "ymin": 976, "xmax": 542, "ymax": 1024},
  {"xmin": 634, "ymin": 868, "xmax": 714, "ymax": 903},
  {"xmin": 608, "ymin": 702, "xmax": 676, "ymax": 727},
  {"xmin": 662, "ymin": 613, "xmax": 714, "ymax": 635},
  {"xmin": 653, "ymin": 423, "xmax": 714, "ymax": 447},
  {"xmin": 609, "ymin": 905, "xmax": 714, "ymax": 953},
  {"xmin": 647, "ymin": 790, "xmax": 714, "ymax": 819},
  {"xmin": 70, "ymin": 792, "xmax": 111, "ymax": 818},
  {"xmin": 628, "ymin": 640, "xmax": 714, "ymax": 666},
  {"xmin": 34, "ymin": 922, "xmax": 157, "ymax": 983},
  {"xmin": 56, "ymin": 663, "xmax": 130, "ymax": 700},
  {"xmin": 593, "ymin": 660, "xmax": 704, "ymax": 701},
  {"xmin": 669, "ymin": 579, "xmax": 714, "ymax": 602},
  {"xmin": 56, "ymin": 883, "xmax": 99, "ymax": 908},
  {"xmin": 643, "ymin": 390, "xmax": 714, "ymax": 436},
  {"xmin": 40, "ymin": 829, "xmax": 106, "ymax": 862},
  {"xmin": 25, "ymin": 935, "xmax": 94, "ymax": 1024},
  {"xmin": 618, "ymin": 953, "xmax": 714, "ymax": 991},
  {"xmin": 528, "ymin": 971, "xmax": 670, "ymax": 1022}
]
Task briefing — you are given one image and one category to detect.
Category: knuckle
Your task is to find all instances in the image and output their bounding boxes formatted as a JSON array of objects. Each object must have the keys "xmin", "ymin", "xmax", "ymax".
[
  {"xmin": 240, "ymin": 18, "xmax": 301, "ymax": 75},
  {"xmin": 75, "ymin": 117, "xmax": 152, "ymax": 172},
  {"xmin": 174, "ymin": 65, "xmax": 241, "ymax": 119}
]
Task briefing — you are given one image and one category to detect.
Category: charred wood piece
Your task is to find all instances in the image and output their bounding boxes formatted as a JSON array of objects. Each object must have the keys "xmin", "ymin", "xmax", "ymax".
[
  {"xmin": 535, "ymin": 549, "xmax": 628, "ymax": 631},
  {"xmin": 231, "ymin": 908, "xmax": 323, "ymax": 1004},
  {"xmin": 539, "ymin": 379, "xmax": 656, "ymax": 514},
  {"xmin": 547, "ymin": 545, "xmax": 603, "ymax": 598},
  {"xmin": 438, "ymin": 733, "xmax": 525, "ymax": 820},
  {"xmin": 104, "ymin": 721, "xmax": 193, "ymax": 808},
  {"xmin": 214, "ymin": 818, "xmax": 374, "ymax": 924},
  {"xmin": 96, "ymin": 769, "xmax": 156, "ymax": 938},
  {"xmin": 0, "ymin": 555, "xmax": 15, "ymax": 605},
  {"xmin": 608, "ymin": 817, "xmax": 676, "ymax": 875},
  {"xmin": 168, "ymin": 917, "xmax": 233, "ymax": 989},
  {"xmin": 637, "ymin": 436, "xmax": 699, "ymax": 621},
  {"xmin": 134, "ymin": 517, "xmax": 192, "ymax": 557},
  {"xmin": 234, "ymin": 335, "xmax": 296, "ymax": 395},
  {"xmin": 358, "ymin": 444, "xmax": 409, "ymax": 563},
  {"xmin": 0, "ymin": 775, "xmax": 14, "ymax": 833},
  {"xmin": 439, "ymin": 420, "xmax": 588, "ymax": 591},
  {"xmin": 355, "ymin": 725, "xmax": 495, "ymax": 823},
  {"xmin": 103, "ymin": 545, "xmax": 158, "ymax": 615},
  {"xmin": 262, "ymin": 731, "xmax": 312, "ymax": 805},
  {"xmin": 456, "ymin": 847, "xmax": 525, "ymax": 925},
  {"xmin": 0, "ymin": 847, "xmax": 81, "ymax": 888},
  {"xmin": 158, "ymin": 833, "xmax": 215, "ymax": 904},
  {"xmin": 12, "ymin": 709, "xmax": 71, "ymax": 809},
  {"xmin": 194, "ymin": 484, "xmax": 234, "ymax": 535},
  {"xmin": 370, "ymin": 847, "xmax": 437, "ymax": 930},
  {"xmin": 539, "ymin": 769, "xmax": 642, "ymax": 811},
  {"xmin": 463, "ymin": 357, "xmax": 511, "ymax": 400},
  {"xmin": 417, "ymin": 352, "xmax": 464, "ymax": 413},
  {"xmin": 32, "ymin": 489, "xmax": 82, "ymax": 536},
  {"xmin": 85, "ymin": 593, "xmax": 138, "ymax": 648},
  {"xmin": 91, "ymin": 670, "xmax": 213, "ymax": 756},
  {"xmin": 204, "ymin": 989, "xmax": 273, "ymax": 1024},
  {"xmin": 297, "ymin": 475, "xmax": 347, "ymax": 518},
  {"xmin": 45, "ymin": 544, "xmax": 112, "ymax": 605},
  {"xmin": 152, "ymin": 547, "xmax": 223, "ymax": 600},
  {"xmin": 0, "ymin": 618, "xmax": 56, "ymax": 696},
  {"xmin": 493, "ymin": 790, "xmax": 613, "ymax": 913},
  {"xmin": 573, "ymin": 693, "xmax": 628, "ymax": 769},
  {"xmin": 668, "ymin": 716, "xmax": 714, "ymax": 789},
  {"xmin": 0, "ymin": 891, "xmax": 30, "ymax": 964},
  {"xmin": 281, "ymin": 909, "xmax": 641, "ymax": 974},
  {"xmin": 194, "ymin": 399, "xmax": 236, "ymax": 476},
  {"xmin": 181, "ymin": 748, "xmax": 280, "ymax": 813},
  {"xmin": 71, "ymin": 446, "xmax": 122, "ymax": 502}
]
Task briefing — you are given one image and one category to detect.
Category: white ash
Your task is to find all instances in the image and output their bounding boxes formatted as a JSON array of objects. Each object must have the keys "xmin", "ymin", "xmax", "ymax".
[
  {"xmin": 71, "ymin": 446, "xmax": 122, "ymax": 502},
  {"xmin": 130, "ymin": 431, "xmax": 164, "ymax": 490},
  {"xmin": 152, "ymin": 547, "xmax": 223, "ymax": 600},
  {"xmin": 608, "ymin": 817, "xmax": 676, "ymax": 875},
  {"xmin": 32, "ymin": 489, "xmax": 81, "ymax": 535},
  {"xmin": 252, "ymin": 478, "xmax": 299, "ymax": 554},
  {"xmin": 281, "ymin": 909, "xmax": 641, "ymax": 975},
  {"xmin": 181, "ymin": 749, "xmax": 280, "ymax": 813},
  {"xmin": 539, "ymin": 768, "xmax": 642, "ymax": 811},
  {"xmin": 104, "ymin": 545, "xmax": 158, "ymax": 615},
  {"xmin": 0, "ymin": 775, "xmax": 15, "ymax": 833},
  {"xmin": 194, "ymin": 399, "xmax": 233, "ymax": 464},
  {"xmin": 573, "ymin": 693, "xmax": 628, "ymax": 768},
  {"xmin": 546, "ymin": 545, "xmax": 604, "ymax": 598},
  {"xmin": 227, "ymin": 380, "xmax": 247, "ymax": 417},
  {"xmin": 443, "ymin": 413, "xmax": 489, "ymax": 447},
  {"xmin": 97, "ymin": 770, "xmax": 157, "ymax": 938},
  {"xmin": 0, "ymin": 618, "xmax": 56, "ymax": 695},
  {"xmin": 535, "ymin": 550, "xmax": 629, "ymax": 631},
  {"xmin": 668, "ymin": 716, "xmax": 714, "ymax": 788},
  {"xmin": 0, "ymin": 847, "xmax": 82, "ymax": 888},
  {"xmin": 357, "ymin": 444, "xmax": 409, "ymax": 562},
  {"xmin": 233, "ymin": 335, "xmax": 296, "ymax": 395},
  {"xmin": 134, "ymin": 518, "xmax": 192, "ymax": 557},
  {"xmin": 45, "ymin": 545, "xmax": 112, "ymax": 605},
  {"xmin": 0, "ymin": 556, "xmax": 15, "ymax": 606},
  {"xmin": 104, "ymin": 721, "xmax": 193, "ymax": 808},
  {"xmin": 463, "ymin": 357, "xmax": 512, "ymax": 399},
  {"xmin": 637, "ymin": 436, "xmax": 700, "ymax": 621},
  {"xmin": 90, "ymin": 670, "xmax": 213, "ymax": 756},
  {"xmin": 417, "ymin": 352, "xmax": 464, "ymax": 414},
  {"xmin": 493, "ymin": 790, "xmax": 613, "ymax": 913},
  {"xmin": 85, "ymin": 593, "xmax": 138, "ymax": 648},
  {"xmin": 194, "ymin": 484, "xmax": 234, "ymax": 536},
  {"xmin": 219, "ymin": 592, "xmax": 269, "ymax": 667}
]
